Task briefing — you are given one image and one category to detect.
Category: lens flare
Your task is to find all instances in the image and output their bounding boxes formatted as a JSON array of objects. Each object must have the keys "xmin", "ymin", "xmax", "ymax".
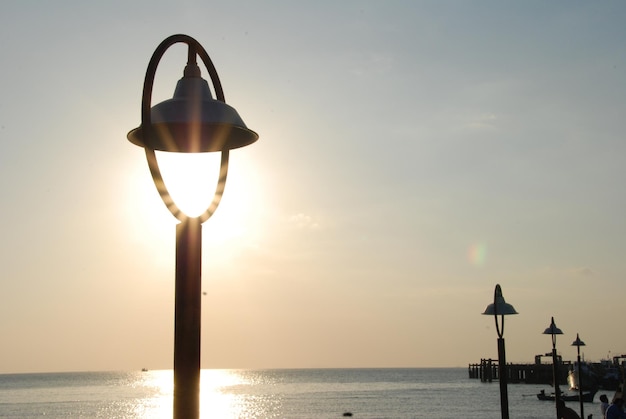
[{"xmin": 468, "ymin": 243, "xmax": 487, "ymax": 266}]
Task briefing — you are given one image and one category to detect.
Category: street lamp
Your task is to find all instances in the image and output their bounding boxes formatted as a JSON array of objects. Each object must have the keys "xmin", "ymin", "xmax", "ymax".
[
  {"xmin": 571, "ymin": 333, "xmax": 586, "ymax": 419},
  {"xmin": 127, "ymin": 34, "xmax": 258, "ymax": 419},
  {"xmin": 482, "ymin": 284, "xmax": 518, "ymax": 419},
  {"xmin": 543, "ymin": 317, "xmax": 564, "ymax": 419}
]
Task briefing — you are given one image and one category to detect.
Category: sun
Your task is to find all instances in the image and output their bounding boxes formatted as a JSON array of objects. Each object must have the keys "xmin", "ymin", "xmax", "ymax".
[
  {"xmin": 123, "ymin": 147, "xmax": 264, "ymax": 262},
  {"xmin": 153, "ymin": 150, "xmax": 262, "ymax": 245},
  {"xmin": 154, "ymin": 151, "xmax": 224, "ymax": 218}
]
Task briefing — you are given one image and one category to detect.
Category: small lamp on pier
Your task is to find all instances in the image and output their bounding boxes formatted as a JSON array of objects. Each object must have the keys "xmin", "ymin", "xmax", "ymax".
[
  {"xmin": 543, "ymin": 317, "xmax": 564, "ymax": 419},
  {"xmin": 127, "ymin": 34, "xmax": 258, "ymax": 419},
  {"xmin": 482, "ymin": 284, "xmax": 518, "ymax": 419},
  {"xmin": 571, "ymin": 333, "xmax": 586, "ymax": 419}
]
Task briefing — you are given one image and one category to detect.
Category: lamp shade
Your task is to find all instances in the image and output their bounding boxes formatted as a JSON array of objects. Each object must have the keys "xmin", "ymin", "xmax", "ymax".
[
  {"xmin": 482, "ymin": 284, "xmax": 518, "ymax": 316},
  {"xmin": 571, "ymin": 334, "xmax": 586, "ymax": 347},
  {"xmin": 127, "ymin": 76, "xmax": 258, "ymax": 152},
  {"xmin": 543, "ymin": 317, "xmax": 563, "ymax": 335}
]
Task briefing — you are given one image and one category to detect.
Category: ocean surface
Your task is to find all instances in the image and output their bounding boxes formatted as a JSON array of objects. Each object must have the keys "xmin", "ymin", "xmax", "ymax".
[{"xmin": 0, "ymin": 368, "xmax": 609, "ymax": 418}]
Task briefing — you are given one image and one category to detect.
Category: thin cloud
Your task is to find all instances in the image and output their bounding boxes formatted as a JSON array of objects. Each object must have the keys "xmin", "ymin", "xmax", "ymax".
[
  {"xmin": 288, "ymin": 213, "xmax": 319, "ymax": 230},
  {"xmin": 466, "ymin": 113, "xmax": 497, "ymax": 130},
  {"xmin": 570, "ymin": 267, "xmax": 594, "ymax": 277}
]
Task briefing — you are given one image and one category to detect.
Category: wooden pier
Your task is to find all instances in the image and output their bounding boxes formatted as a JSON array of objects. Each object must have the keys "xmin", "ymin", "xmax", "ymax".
[{"xmin": 468, "ymin": 354, "xmax": 569, "ymax": 384}]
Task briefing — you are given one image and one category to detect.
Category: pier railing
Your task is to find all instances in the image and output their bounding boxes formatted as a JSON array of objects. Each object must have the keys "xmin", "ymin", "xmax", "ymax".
[{"xmin": 468, "ymin": 358, "xmax": 569, "ymax": 384}]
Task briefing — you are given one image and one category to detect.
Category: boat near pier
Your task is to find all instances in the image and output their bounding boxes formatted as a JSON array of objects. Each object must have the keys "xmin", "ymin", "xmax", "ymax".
[{"xmin": 536, "ymin": 388, "xmax": 597, "ymax": 402}]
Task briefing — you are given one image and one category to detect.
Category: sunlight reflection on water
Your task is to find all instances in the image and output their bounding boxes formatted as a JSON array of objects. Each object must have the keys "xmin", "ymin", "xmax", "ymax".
[
  {"xmin": 134, "ymin": 369, "xmax": 282, "ymax": 418},
  {"xmin": 0, "ymin": 369, "xmax": 568, "ymax": 418}
]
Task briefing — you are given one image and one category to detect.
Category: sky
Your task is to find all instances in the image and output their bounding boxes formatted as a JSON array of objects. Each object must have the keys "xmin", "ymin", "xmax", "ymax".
[{"xmin": 1, "ymin": 1, "xmax": 625, "ymax": 374}]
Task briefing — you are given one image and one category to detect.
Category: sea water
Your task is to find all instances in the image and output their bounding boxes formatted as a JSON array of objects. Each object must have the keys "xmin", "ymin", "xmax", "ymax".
[{"xmin": 0, "ymin": 368, "xmax": 607, "ymax": 418}]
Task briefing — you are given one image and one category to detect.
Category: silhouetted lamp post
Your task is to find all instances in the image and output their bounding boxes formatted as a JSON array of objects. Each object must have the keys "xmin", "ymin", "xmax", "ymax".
[
  {"xmin": 127, "ymin": 34, "xmax": 258, "ymax": 419},
  {"xmin": 482, "ymin": 284, "xmax": 518, "ymax": 419},
  {"xmin": 543, "ymin": 317, "xmax": 564, "ymax": 419},
  {"xmin": 571, "ymin": 333, "xmax": 586, "ymax": 419}
]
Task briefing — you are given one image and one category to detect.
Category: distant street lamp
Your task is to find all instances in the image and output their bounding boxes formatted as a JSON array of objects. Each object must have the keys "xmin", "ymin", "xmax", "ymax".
[
  {"xmin": 571, "ymin": 333, "xmax": 586, "ymax": 419},
  {"xmin": 482, "ymin": 284, "xmax": 518, "ymax": 419},
  {"xmin": 127, "ymin": 34, "xmax": 258, "ymax": 419},
  {"xmin": 543, "ymin": 317, "xmax": 564, "ymax": 419}
]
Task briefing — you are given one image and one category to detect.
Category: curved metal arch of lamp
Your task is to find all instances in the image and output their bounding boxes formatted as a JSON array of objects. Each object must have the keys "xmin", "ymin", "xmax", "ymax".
[
  {"xmin": 145, "ymin": 148, "xmax": 228, "ymax": 223},
  {"xmin": 137, "ymin": 34, "xmax": 235, "ymax": 223},
  {"xmin": 482, "ymin": 284, "xmax": 518, "ymax": 339}
]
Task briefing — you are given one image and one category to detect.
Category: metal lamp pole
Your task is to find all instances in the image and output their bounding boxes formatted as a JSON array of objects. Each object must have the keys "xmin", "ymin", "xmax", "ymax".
[
  {"xmin": 543, "ymin": 317, "xmax": 564, "ymax": 419},
  {"xmin": 482, "ymin": 284, "xmax": 518, "ymax": 419},
  {"xmin": 571, "ymin": 333, "xmax": 586, "ymax": 419},
  {"xmin": 127, "ymin": 34, "xmax": 258, "ymax": 418}
]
